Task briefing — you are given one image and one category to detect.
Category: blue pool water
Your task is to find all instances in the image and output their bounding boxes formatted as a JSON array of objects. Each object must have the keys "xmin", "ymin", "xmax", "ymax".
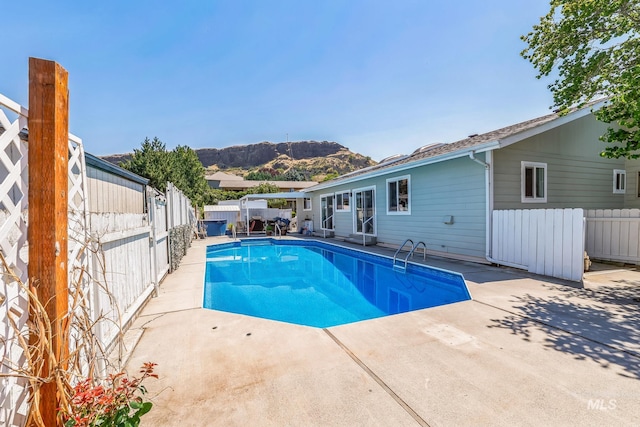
[{"xmin": 203, "ymin": 239, "xmax": 471, "ymax": 328}]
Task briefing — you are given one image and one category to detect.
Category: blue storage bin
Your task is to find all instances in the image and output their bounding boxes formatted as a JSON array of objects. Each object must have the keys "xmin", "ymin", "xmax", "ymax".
[{"xmin": 204, "ymin": 220, "xmax": 227, "ymax": 236}]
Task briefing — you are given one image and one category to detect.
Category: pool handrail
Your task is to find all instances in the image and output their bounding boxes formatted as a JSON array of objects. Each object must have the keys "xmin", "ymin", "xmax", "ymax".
[
  {"xmin": 393, "ymin": 240, "xmax": 427, "ymax": 270},
  {"xmin": 362, "ymin": 216, "xmax": 374, "ymax": 246},
  {"xmin": 406, "ymin": 241, "xmax": 427, "ymax": 263},
  {"xmin": 321, "ymin": 214, "xmax": 334, "ymax": 237},
  {"xmin": 393, "ymin": 239, "xmax": 414, "ymax": 269}
]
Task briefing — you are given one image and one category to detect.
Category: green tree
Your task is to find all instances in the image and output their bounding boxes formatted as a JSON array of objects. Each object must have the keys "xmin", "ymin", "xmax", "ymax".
[
  {"xmin": 245, "ymin": 171, "xmax": 274, "ymax": 181},
  {"xmin": 321, "ymin": 172, "xmax": 339, "ymax": 182},
  {"xmin": 245, "ymin": 167, "xmax": 280, "ymax": 180},
  {"xmin": 169, "ymin": 145, "xmax": 209, "ymax": 207},
  {"xmin": 247, "ymin": 182, "xmax": 286, "ymax": 208},
  {"xmin": 521, "ymin": 0, "xmax": 640, "ymax": 158},
  {"xmin": 247, "ymin": 182, "xmax": 281, "ymax": 195},
  {"xmin": 121, "ymin": 137, "xmax": 171, "ymax": 191},
  {"xmin": 282, "ymin": 168, "xmax": 306, "ymax": 181},
  {"xmin": 122, "ymin": 138, "xmax": 209, "ymax": 206},
  {"xmin": 204, "ymin": 188, "xmax": 243, "ymax": 205}
]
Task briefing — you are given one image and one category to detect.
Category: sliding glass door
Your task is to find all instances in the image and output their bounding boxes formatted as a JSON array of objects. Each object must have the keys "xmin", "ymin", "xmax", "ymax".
[
  {"xmin": 320, "ymin": 194, "xmax": 334, "ymax": 230},
  {"xmin": 353, "ymin": 187, "xmax": 375, "ymax": 235}
]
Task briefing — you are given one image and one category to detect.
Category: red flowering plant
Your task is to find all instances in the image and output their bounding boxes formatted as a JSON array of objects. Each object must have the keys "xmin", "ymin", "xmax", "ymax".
[{"xmin": 60, "ymin": 362, "xmax": 158, "ymax": 427}]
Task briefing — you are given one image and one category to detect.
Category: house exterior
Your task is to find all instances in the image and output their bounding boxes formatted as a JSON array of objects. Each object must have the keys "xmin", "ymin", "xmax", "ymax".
[
  {"xmin": 301, "ymin": 102, "xmax": 637, "ymax": 265},
  {"xmin": 85, "ymin": 153, "xmax": 148, "ymax": 214},
  {"xmin": 205, "ymin": 171, "xmax": 317, "ymax": 192}
]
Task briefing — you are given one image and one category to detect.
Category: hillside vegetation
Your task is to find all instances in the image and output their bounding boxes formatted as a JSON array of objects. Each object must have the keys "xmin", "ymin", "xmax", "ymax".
[
  {"xmin": 209, "ymin": 149, "xmax": 375, "ymax": 182},
  {"xmin": 105, "ymin": 141, "xmax": 376, "ymax": 182}
]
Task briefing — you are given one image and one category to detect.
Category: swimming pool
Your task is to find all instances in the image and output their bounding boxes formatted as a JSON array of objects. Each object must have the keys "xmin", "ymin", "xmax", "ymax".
[{"xmin": 203, "ymin": 239, "xmax": 471, "ymax": 328}]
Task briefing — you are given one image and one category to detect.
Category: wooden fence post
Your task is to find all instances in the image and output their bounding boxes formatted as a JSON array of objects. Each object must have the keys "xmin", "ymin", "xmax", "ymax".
[{"xmin": 28, "ymin": 57, "xmax": 69, "ymax": 426}]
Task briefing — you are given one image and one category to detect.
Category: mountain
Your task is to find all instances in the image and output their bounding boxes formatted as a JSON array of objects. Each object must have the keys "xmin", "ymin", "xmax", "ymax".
[
  {"xmin": 102, "ymin": 141, "xmax": 376, "ymax": 181},
  {"xmin": 196, "ymin": 141, "xmax": 346, "ymax": 168}
]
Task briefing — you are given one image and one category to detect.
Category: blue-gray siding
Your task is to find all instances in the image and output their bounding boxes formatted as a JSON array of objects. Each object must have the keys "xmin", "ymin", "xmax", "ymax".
[{"xmin": 308, "ymin": 155, "xmax": 487, "ymax": 259}]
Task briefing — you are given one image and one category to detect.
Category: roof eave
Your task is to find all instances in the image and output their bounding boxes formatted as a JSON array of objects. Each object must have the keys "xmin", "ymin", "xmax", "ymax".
[
  {"xmin": 498, "ymin": 100, "xmax": 605, "ymax": 149},
  {"xmin": 307, "ymin": 140, "xmax": 500, "ymax": 192},
  {"xmin": 239, "ymin": 191, "xmax": 308, "ymax": 200},
  {"xmin": 86, "ymin": 153, "xmax": 149, "ymax": 185}
]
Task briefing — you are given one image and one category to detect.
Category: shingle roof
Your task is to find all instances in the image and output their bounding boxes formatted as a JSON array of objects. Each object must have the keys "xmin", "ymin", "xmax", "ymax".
[
  {"xmin": 327, "ymin": 111, "xmax": 560, "ymax": 185},
  {"xmin": 218, "ymin": 180, "xmax": 318, "ymax": 190},
  {"xmin": 314, "ymin": 101, "xmax": 603, "ymax": 188},
  {"xmin": 205, "ymin": 171, "xmax": 244, "ymax": 181}
]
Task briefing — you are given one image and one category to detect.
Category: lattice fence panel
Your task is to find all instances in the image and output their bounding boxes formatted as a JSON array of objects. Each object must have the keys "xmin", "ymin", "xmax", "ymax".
[
  {"xmin": 67, "ymin": 133, "xmax": 95, "ymax": 377},
  {"xmin": 0, "ymin": 94, "xmax": 30, "ymax": 427},
  {"xmin": 0, "ymin": 93, "xmax": 92, "ymax": 426}
]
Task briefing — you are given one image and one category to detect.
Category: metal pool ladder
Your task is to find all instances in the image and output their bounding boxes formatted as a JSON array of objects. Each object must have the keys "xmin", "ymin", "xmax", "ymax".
[{"xmin": 393, "ymin": 239, "xmax": 427, "ymax": 271}]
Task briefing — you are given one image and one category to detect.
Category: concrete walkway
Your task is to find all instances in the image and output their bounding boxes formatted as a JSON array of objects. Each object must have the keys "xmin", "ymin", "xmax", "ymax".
[{"xmin": 124, "ymin": 237, "xmax": 640, "ymax": 426}]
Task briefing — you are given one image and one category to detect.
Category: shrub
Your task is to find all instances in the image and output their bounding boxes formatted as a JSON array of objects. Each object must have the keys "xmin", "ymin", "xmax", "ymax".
[{"xmin": 61, "ymin": 363, "xmax": 158, "ymax": 427}]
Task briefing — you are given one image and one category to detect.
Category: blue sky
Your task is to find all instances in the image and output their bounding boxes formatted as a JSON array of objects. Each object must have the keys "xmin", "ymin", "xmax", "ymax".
[{"xmin": 2, "ymin": 1, "xmax": 553, "ymax": 161}]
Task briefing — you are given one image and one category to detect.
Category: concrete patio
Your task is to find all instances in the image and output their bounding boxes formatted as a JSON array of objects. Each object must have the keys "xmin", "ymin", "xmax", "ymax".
[{"xmin": 123, "ymin": 237, "xmax": 640, "ymax": 426}]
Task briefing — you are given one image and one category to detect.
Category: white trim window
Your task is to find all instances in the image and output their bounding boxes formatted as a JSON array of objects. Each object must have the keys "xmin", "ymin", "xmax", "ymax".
[
  {"xmin": 386, "ymin": 175, "xmax": 411, "ymax": 214},
  {"xmin": 336, "ymin": 191, "xmax": 350, "ymax": 212},
  {"xmin": 613, "ymin": 169, "xmax": 626, "ymax": 194},
  {"xmin": 521, "ymin": 161, "xmax": 547, "ymax": 203},
  {"xmin": 303, "ymin": 198, "xmax": 312, "ymax": 211}
]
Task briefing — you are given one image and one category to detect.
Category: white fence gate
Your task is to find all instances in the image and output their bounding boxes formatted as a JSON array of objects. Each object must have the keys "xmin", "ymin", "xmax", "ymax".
[
  {"xmin": 585, "ymin": 209, "xmax": 640, "ymax": 264},
  {"xmin": 149, "ymin": 188, "xmax": 169, "ymax": 283},
  {"xmin": 492, "ymin": 209, "xmax": 585, "ymax": 282}
]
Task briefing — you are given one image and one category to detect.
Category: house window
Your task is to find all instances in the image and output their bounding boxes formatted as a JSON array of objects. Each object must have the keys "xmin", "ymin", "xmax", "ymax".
[
  {"xmin": 521, "ymin": 161, "xmax": 547, "ymax": 203},
  {"xmin": 303, "ymin": 198, "xmax": 312, "ymax": 211},
  {"xmin": 336, "ymin": 192, "xmax": 350, "ymax": 211},
  {"xmin": 387, "ymin": 175, "xmax": 410, "ymax": 214},
  {"xmin": 613, "ymin": 169, "xmax": 626, "ymax": 194}
]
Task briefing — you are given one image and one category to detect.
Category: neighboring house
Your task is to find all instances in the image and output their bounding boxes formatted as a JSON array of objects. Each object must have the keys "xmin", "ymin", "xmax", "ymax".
[
  {"xmin": 205, "ymin": 171, "xmax": 317, "ymax": 192},
  {"xmin": 85, "ymin": 153, "xmax": 148, "ymax": 214},
  {"xmin": 300, "ymin": 101, "xmax": 639, "ymax": 267},
  {"xmin": 205, "ymin": 171, "xmax": 244, "ymax": 189}
]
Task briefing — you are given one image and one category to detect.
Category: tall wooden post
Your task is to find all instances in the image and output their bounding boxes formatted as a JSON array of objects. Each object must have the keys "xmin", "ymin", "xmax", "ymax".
[{"xmin": 28, "ymin": 57, "xmax": 69, "ymax": 426}]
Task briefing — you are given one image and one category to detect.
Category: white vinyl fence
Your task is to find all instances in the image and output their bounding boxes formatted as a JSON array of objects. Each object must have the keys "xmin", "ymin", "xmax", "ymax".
[
  {"xmin": 492, "ymin": 209, "xmax": 585, "ymax": 282},
  {"xmin": 166, "ymin": 182, "xmax": 195, "ymax": 229},
  {"xmin": 585, "ymin": 209, "xmax": 640, "ymax": 264},
  {"xmin": 89, "ymin": 213, "xmax": 154, "ymax": 346},
  {"xmin": 0, "ymin": 92, "xmax": 194, "ymax": 427}
]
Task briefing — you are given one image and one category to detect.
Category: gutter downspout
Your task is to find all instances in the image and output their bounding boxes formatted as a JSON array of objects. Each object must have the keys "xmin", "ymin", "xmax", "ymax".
[
  {"xmin": 468, "ymin": 150, "xmax": 488, "ymax": 168},
  {"xmin": 468, "ymin": 151, "xmax": 493, "ymax": 262},
  {"xmin": 471, "ymin": 151, "xmax": 530, "ymax": 269}
]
